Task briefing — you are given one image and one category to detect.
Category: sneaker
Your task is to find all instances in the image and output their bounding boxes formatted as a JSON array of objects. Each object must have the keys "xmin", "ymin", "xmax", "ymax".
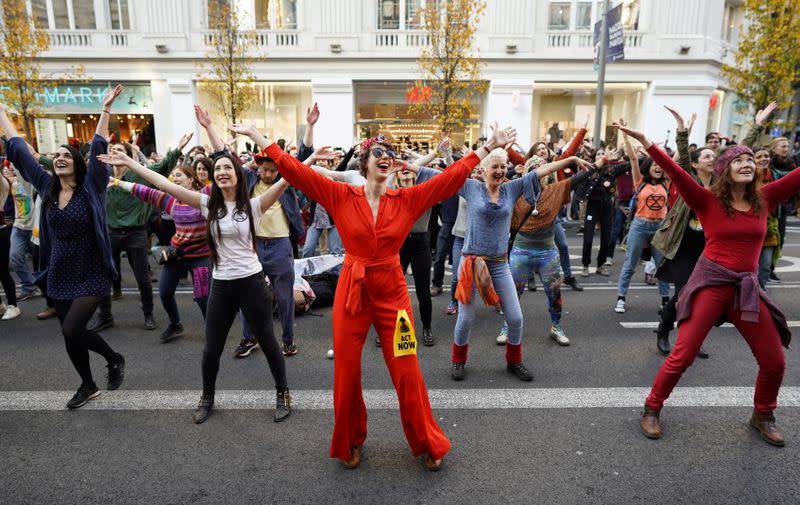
[
  {"xmin": 527, "ymin": 278, "xmax": 537, "ymax": 292},
  {"xmin": 274, "ymin": 388, "xmax": 291, "ymax": 422},
  {"xmin": 597, "ymin": 265, "xmax": 610, "ymax": 276},
  {"xmin": 581, "ymin": 266, "xmax": 590, "ymax": 277},
  {"xmin": 193, "ymin": 394, "xmax": 214, "ymax": 424},
  {"xmin": 66, "ymin": 384, "xmax": 100, "ymax": 409},
  {"xmin": 446, "ymin": 302, "xmax": 458, "ymax": 315},
  {"xmin": 604, "ymin": 257, "xmax": 613, "ymax": 266},
  {"xmin": 549, "ymin": 323, "xmax": 570, "ymax": 346},
  {"xmin": 327, "ymin": 349, "xmax": 334, "ymax": 359},
  {"xmin": 496, "ymin": 322, "xmax": 509, "ymax": 345},
  {"xmin": 37, "ymin": 306, "xmax": 57, "ymax": 320},
  {"xmin": 769, "ymin": 272, "xmax": 780, "ymax": 282},
  {"xmin": 282, "ymin": 342, "xmax": 298, "ymax": 356},
  {"xmin": 564, "ymin": 276, "xmax": 584, "ymax": 292},
  {"xmin": 506, "ymin": 362, "xmax": 534, "ymax": 382},
  {"xmin": 19, "ymin": 288, "xmax": 41, "ymax": 301},
  {"xmin": 450, "ymin": 362, "xmax": 466, "ymax": 381},
  {"xmin": 614, "ymin": 299, "xmax": 626, "ymax": 313},
  {"xmin": 144, "ymin": 314, "xmax": 158, "ymax": 331},
  {"xmin": 111, "ymin": 289, "xmax": 123, "ymax": 300},
  {"xmin": 1, "ymin": 305, "xmax": 21, "ymax": 320},
  {"xmin": 430, "ymin": 285, "xmax": 443, "ymax": 296},
  {"xmin": 577, "ymin": 227, "xmax": 584, "ymax": 235},
  {"xmin": 422, "ymin": 328, "xmax": 435, "ymax": 347},
  {"xmin": 233, "ymin": 340, "xmax": 260, "ymax": 358},
  {"xmin": 160, "ymin": 322, "xmax": 184, "ymax": 343},
  {"xmin": 106, "ymin": 355, "xmax": 125, "ymax": 390},
  {"xmin": 88, "ymin": 314, "xmax": 115, "ymax": 333}
]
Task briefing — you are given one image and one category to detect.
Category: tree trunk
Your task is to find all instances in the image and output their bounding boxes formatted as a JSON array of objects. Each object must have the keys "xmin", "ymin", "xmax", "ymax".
[{"xmin": 23, "ymin": 114, "xmax": 36, "ymax": 150}]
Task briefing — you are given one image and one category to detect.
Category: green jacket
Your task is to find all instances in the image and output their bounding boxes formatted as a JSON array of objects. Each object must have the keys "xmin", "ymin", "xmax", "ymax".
[
  {"xmin": 651, "ymin": 130, "xmax": 701, "ymax": 260},
  {"xmin": 39, "ymin": 147, "xmax": 181, "ymax": 228}
]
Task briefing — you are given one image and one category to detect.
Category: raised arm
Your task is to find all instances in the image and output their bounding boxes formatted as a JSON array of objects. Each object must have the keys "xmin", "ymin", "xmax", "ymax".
[
  {"xmin": 111, "ymin": 178, "xmax": 176, "ymax": 215},
  {"xmin": 557, "ymin": 128, "xmax": 588, "ymax": 161},
  {"xmin": 0, "ymin": 168, "xmax": 9, "ymax": 203},
  {"xmin": 533, "ymin": 155, "xmax": 591, "ymax": 179},
  {"xmin": 762, "ymin": 166, "xmax": 800, "ymax": 209},
  {"xmin": 616, "ymin": 123, "xmax": 710, "ymax": 212},
  {"xmin": 0, "ymin": 107, "xmax": 52, "ymax": 192},
  {"xmin": 96, "ymin": 85, "xmax": 123, "ymax": 140},
  {"xmin": 195, "ymin": 106, "xmax": 225, "ymax": 152},
  {"xmin": 148, "ymin": 133, "xmax": 190, "ymax": 176},
  {"xmin": 97, "ymin": 152, "xmax": 202, "ymax": 209},
  {"xmin": 741, "ymin": 102, "xmax": 776, "ymax": 149},
  {"xmin": 256, "ymin": 178, "xmax": 290, "ymax": 214},
  {"xmin": 302, "ymin": 103, "xmax": 318, "ymax": 149},
  {"xmin": 664, "ymin": 107, "xmax": 696, "ymax": 172}
]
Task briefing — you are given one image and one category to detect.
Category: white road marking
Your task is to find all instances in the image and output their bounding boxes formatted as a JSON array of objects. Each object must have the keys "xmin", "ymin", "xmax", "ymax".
[
  {"xmin": 620, "ymin": 321, "xmax": 800, "ymax": 329},
  {"xmin": 2, "ymin": 387, "xmax": 800, "ymax": 411}
]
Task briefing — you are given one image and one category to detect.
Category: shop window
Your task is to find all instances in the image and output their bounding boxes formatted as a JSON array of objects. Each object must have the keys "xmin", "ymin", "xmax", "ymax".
[
  {"xmin": 108, "ymin": 0, "xmax": 130, "ymax": 30},
  {"xmin": 576, "ymin": 1, "xmax": 592, "ymax": 30},
  {"xmin": 548, "ymin": 2, "xmax": 571, "ymax": 30},
  {"xmin": 210, "ymin": 0, "xmax": 296, "ymax": 30},
  {"xmin": 378, "ymin": 0, "xmax": 400, "ymax": 29}
]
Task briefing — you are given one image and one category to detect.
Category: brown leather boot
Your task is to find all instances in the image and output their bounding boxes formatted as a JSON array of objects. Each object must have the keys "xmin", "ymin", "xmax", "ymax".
[
  {"xmin": 640, "ymin": 407, "xmax": 662, "ymax": 439},
  {"xmin": 423, "ymin": 453, "xmax": 443, "ymax": 472},
  {"xmin": 341, "ymin": 445, "xmax": 362, "ymax": 469},
  {"xmin": 750, "ymin": 410, "xmax": 785, "ymax": 447}
]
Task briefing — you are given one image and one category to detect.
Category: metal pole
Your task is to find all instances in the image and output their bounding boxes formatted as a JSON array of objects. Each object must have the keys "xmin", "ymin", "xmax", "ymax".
[{"xmin": 594, "ymin": 0, "xmax": 611, "ymax": 147}]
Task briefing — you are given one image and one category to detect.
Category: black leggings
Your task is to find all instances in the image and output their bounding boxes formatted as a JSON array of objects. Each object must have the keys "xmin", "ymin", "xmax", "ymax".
[
  {"xmin": 581, "ymin": 198, "xmax": 614, "ymax": 268},
  {"xmin": 0, "ymin": 227, "xmax": 17, "ymax": 306},
  {"xmin": 202, "ymin": 273, "xmax": 287, "ymax": 394},
  {"xmin": 400, "ymin": 232, "xmax": 432, "ymax": 330},
  {"xmin": 53, "ymin": 296, "xmax": 121, "ymax": 387},
  {"xmin": 658, "ymin": 279, "xmax": 687, "ymax": 334}
]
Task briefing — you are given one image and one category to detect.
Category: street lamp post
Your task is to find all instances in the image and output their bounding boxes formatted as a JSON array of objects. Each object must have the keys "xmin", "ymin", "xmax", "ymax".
[{"xmin": 594, "ymin": 0, "xmax": 611, "ymax": 147}]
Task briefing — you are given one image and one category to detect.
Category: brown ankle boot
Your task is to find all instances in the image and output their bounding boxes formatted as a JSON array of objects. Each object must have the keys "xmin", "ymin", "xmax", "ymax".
[
  {"xmin": 342, "ymin": 445, "xmax": 362, "ymax": 469},
  {"xmin": 423, "ymin": 453, "xmax": 443, "ymax": 472},
  {"xmin": 640, "ymin": 407, "xmax": 662, "ymax": 439},
  {"xmin": 750, "ymin": 410, "xmax": 785, "ymax": 447}
]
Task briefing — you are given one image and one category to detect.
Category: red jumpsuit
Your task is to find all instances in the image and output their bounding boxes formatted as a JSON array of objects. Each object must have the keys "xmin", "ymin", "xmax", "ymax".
[
  {"xmin": 644, "ymin": 145, "xmax": 800, "ymax": 413},
  {"xmin": 266, "ymin": 144, "xmax": 479, "ymax": 460}
]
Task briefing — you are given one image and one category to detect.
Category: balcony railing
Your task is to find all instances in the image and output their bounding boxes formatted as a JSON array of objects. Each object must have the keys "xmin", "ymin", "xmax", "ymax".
[
  {"xmin": 545, "ymin": 30, "xmax": 643, "ymax": 49},
  {"xmin": 47, "ymin": 30, "xmax": 130, "ymax": 49},
  {"xmin": 374, "ymin": 30, "xmax": 430, "ymax": 48},
  {"xmin": 202, "ymin": 30, "xmax": 299, "ymax": 48}
]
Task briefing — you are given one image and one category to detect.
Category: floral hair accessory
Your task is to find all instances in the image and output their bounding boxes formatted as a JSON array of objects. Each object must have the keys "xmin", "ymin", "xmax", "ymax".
[{"xmin": 361, "ymin": 134, "xmax": 388, "ymax": 152}]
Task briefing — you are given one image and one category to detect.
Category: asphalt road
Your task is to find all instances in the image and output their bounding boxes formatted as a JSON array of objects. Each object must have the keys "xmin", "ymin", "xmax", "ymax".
[{"xmin": 2, "ymin": 220, "xmax": 800, "ymax": 504}]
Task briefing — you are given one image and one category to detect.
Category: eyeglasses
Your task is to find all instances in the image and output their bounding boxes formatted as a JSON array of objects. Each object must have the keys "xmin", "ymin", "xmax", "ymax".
[{"xmin": 370, "ymin": 147, "xmax": 396, "ymax": 159}]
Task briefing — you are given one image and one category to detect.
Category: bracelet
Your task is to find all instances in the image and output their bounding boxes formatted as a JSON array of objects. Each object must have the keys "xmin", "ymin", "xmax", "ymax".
[
  {"xmin": 102, "ymin": 109, "xmax": 110, "ymax": 114},
  {"xmin": 602, "ymin": 156, "xmax": 609, "ymax": 165},
  {"xmin": 112, "ymin": 178, "xmax": 120, "ymax": 187}
]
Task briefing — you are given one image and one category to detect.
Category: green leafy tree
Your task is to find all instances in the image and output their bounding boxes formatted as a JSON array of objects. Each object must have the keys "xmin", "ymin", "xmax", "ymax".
[
  {"xmin": 721, "ymin": 0, "xmax": 800, "ymax": 127},
  {"xmin": 408, "ymin": 0, "xmax": 488, "ymax": 135}
]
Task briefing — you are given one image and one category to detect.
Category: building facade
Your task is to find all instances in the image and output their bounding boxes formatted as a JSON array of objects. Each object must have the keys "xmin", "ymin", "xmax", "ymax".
[{"xmin": 4, "ymin": 0, "xmax": 745, "ymax": 153}]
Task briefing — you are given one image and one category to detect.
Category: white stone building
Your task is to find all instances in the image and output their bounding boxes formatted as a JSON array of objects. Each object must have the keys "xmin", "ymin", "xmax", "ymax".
[{"xmin": 4, "ymin": 0, "xmax": 746, "ymax": 153}]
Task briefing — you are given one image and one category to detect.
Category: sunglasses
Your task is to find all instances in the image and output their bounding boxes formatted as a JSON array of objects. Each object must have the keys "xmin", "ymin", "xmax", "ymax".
[{"xmin": 370, "ymin": 147, "xmax": 396, "ymax": 159}]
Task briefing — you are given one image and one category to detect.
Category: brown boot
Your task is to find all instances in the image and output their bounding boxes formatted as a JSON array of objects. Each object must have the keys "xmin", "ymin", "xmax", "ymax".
[
  {"xmin": 750, "ymin": 410, "xmax": 785, "ymax": 447},
  {"xmin": 423, "ymin": 453, "xmax": 443, "ymax": 472},
  {"xmin": 341, "ymin": 445, "xmax": 362, "ymax": 469},
  {"xmin": 640, "ymin": 407, "xmax": 662, "ymax": 439}
]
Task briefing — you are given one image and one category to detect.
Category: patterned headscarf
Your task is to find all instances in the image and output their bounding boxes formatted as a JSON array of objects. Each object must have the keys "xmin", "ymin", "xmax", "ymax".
[
  {"xmin": 713, "ymin": 145, "xmax": 754, "ymax": 178},
  {"xmin": 361, "ymin": 134, "xmax": 389, "ymax": 152}
]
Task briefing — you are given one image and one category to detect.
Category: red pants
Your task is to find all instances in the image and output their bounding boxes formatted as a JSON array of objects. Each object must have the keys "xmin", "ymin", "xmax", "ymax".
[
  {"xmin": 330, "ymin": 267, "xmax": 451, "ymax": 461},
  {"xmin": 646, "ymin": 285, "xmax": 786, "ymax": 413}
]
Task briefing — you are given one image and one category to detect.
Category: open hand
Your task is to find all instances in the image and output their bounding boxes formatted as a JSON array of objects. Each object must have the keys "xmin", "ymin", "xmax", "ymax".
[
  {"xmin": 311, "ymin": 146, "xmax": 343, "ymax": 162},
  {"xmin": 306, "ymin": 103, "xmax": 320, "ymax": 125},
  {"xmin": 228, "ymin": 123, "xmax": 259, "ymax": 138},
  {"xmin": 613, "ymin": 122, "xmax": 649, "ymax": 147},
  {"xmin": 102, "ymin": 85, "xmax": 124, "ymax": 109},
  {"xmin": 97, "ymin": 152, "xmax": 132, "ymax": 167},
  {"xmin": 177, "ymin": 132, "xmax": 194, "ymax": 151},
  {"xmin": 755, "ymin": 102, "xmax": 778, "ymax": 126},
  {"xmin": 194, "ymin": 106, "xmax": 211, "ymax": 128}
]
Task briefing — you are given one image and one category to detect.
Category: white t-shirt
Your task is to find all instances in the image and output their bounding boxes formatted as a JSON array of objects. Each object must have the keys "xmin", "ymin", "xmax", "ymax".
[
  {"xmin": 341, "ymin": 170, "xmax": 367, "ymax": 187},
  {"xmin": 200, "ymin": 194, "xmax": 264, "ymax": 280}
]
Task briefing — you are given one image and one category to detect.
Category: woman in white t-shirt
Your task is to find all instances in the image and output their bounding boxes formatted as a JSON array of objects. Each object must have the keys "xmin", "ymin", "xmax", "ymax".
[{"xmin": 98, "ymin": 151, "xmax": 292, "ymax": 424}]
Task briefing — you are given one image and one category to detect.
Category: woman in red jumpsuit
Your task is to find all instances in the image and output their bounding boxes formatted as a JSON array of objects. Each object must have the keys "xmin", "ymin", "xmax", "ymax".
[
  {"xmin": 232, "ymin": 123, "xmax": 516, "ymax": 470},
  {"xmin": 616, "ymin": 121, "xmax": 800, "ymax": 447}
]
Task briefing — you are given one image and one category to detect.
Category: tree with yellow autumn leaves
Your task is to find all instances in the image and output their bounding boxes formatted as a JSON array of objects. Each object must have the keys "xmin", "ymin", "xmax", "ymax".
[
  {"xmin": 198, "ymin": 0, "xmax": 260, "ymax": 127},
  {"xmin": 721, "ymin": 0, "xmax": 800, "ymax": 127},
  {"xmin": 409, "ymin": 0, "xmax": 487, "ymax": 135},
  {"xmin": 0, "ymin": 0, "xmax": 84, "ymax": 144}
]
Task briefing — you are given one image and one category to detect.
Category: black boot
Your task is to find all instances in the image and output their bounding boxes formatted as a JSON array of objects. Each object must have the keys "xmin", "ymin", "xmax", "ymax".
[
  {"xmin": 564, "ymin": 276, "xmax": 584, "ymax": 292},
  {"xmin": 274, "ymin": 388, "xmax": 291, "ymax": 422},
  {"xmin": 655, "ymin": 327, "xmax": 671, "ymax": 355},
  {"xmin": 193, "ymin": 394, "xmax": 214, "ymax": 424}
]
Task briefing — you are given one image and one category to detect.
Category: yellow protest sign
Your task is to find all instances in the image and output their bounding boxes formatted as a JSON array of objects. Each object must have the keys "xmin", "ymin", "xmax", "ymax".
[{"xmin": 392, "ymin": 309, "xmax": 417, "ymax": 357}]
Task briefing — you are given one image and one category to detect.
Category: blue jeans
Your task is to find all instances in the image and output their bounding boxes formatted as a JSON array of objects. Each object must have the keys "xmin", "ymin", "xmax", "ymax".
[
  {"xmin": 609, "ymin": 204, "xmax": 629, "ymax": 259},
  {"xmin": 510, "ymin": 246, "xmax": 563, "ymax": 323},
  {"xmin": 553, "ymin": 217, "xmax": 573, "ymax": 278},
  {"xmin": 10, "ymin": 227, "xmax": 36, "ymax": 293},
  {"xmin": 433, "ymin": 221, "xmax": 455, "ymax": 287},
  {"xmin": 302, "ymin": 226, "xmax": 343, "ymax": 258},
  {"xmin": 160, "ymin": 255, "xmax": 210, "ymax": 325},
  {"xmin": 454, "ymin": 260, "xmax": 523, "ymax": 346},
  {"xmin": 617, "ymin": 217, "xmax": 670, "ymax": 298},
  {"xmin": 758, "ymin": 246, "xmax": 774, "ymax": 290},
  {"xmin": 242, "ymin": 237, "xmax": 295, "ymax": 344},
  {"xmin": 449, "ymin": 236, "xmax": 464, "ymax": 304}
]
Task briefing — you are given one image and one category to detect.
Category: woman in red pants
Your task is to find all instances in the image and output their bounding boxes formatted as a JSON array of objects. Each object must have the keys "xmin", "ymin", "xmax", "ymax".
[
  {"xmin": 615, "ymin": 121, "xmax": 800, "ymax": 447},
  {"xmin": 232, "ymin": 122, "xmax": 516, "ymax": 470}
]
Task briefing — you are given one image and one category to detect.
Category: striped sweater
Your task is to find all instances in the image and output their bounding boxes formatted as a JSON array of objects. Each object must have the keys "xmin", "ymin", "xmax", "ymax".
[{"xmin": 130, "ymin": 183, "xmax": 209, "ymax": 258}]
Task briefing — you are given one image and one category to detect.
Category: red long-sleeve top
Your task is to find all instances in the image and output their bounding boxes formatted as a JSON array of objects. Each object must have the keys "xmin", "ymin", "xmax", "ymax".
[
  {"xmin": 647, "ymin": 145, "xmax": 800, "ymax": 273},
  {"xmin": 507, "ymin": 128, "xmax": 587, "ymax": 181}
]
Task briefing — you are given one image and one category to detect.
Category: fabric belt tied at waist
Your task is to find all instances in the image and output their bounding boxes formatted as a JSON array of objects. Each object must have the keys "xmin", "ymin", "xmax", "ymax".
[
  {"xmin": 343, "ymin": 254, "xmax": 400, "ymax": 315},
  {"xmin": 454, "ymin": 254, "xmax": 505, "ymax": 309}
]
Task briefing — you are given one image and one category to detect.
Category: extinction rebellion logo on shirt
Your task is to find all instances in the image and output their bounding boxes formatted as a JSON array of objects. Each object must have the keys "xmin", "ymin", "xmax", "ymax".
[
  {"xmin": 645, "ymin": 194, "xmax": 666, "ymax": 211},
  {"xmin": 232, "ymin": 211, "xmax": 248, "ymax": 222}
]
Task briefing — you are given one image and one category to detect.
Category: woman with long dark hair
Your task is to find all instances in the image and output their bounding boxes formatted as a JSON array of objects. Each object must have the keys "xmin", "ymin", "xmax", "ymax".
[
  {"xmin": 109, "ymin": 164, "xmax": 210, "ymax": 342},
  {"xmin": 0, "ymin": 168, "xmax": 19, "ymax": 320},
  {"xmin": 616, "ymin": 121, "xmax": 800, "ymax": 447},
  {"xmin": 98, "ymin": 147, "xmax": 292, "ymax": 424},
  {"xmin": 1, "ymin": 86, "xmax": 126, "ymax": 408},
  {"xmin": 232, "ymin": 121, "xmax": 515, "ymax": 471}
]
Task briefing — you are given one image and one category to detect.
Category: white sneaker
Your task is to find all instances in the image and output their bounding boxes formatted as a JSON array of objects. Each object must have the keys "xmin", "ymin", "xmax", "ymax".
[
  {"xmin": 604, "ymin": 257, "xmax": 613, "ymax": 266},
  {"xmin": 549, "ymin": 324, "xmax": 570, "ymax": 346},
  {"xmin": 2, "ymin": 305, "xmax": 21, "ymax": 320},
  {"xmin": 581, "ymin": 266, "xmax": 590, "ymax": 277},
  {"xmin": 326, "ymin": 349, "xmax": 334, "ymax": 359},
  {"xmin": 496, "ymin": 323, "xmax": 508, "ymax": 345},
  {"xmin": 614, "ymin": 299, "xmax": 626, "ymax": 314}
]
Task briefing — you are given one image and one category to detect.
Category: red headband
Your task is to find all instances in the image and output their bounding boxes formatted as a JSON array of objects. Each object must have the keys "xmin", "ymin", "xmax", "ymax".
[{"xmin": 361, "ymin": 134, "xmax": 388, "ymax": 152}]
